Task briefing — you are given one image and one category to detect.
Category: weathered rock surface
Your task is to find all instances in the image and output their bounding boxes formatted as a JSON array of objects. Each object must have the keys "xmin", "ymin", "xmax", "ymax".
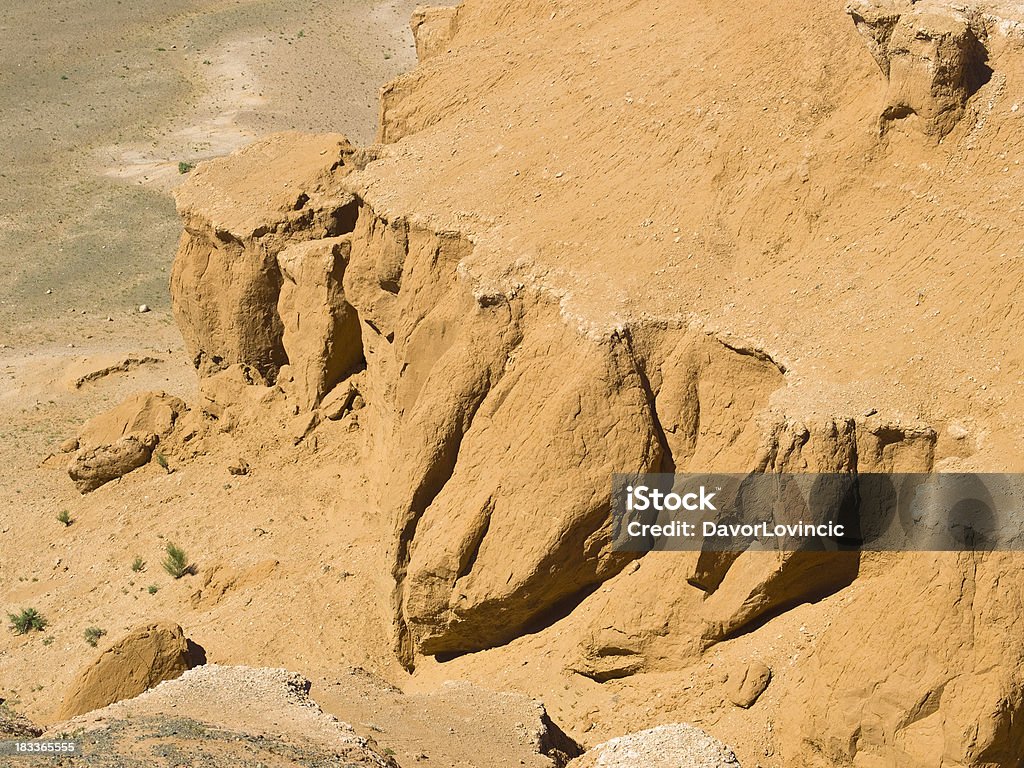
[
  {"xmin": 277, "ymin": 236, "xmax": 363, "ymax": 408},
  {"xmin": 567, "ymin": 724, "xmax": 741, "ymax": 768},
  {"xmin": 68, "ymin": 434, "xmax": 158, "ymax": 493},
  {"xmin": 411, "ymin": 5, "xmax": 460, "ymax": 62},
  {"xmin": 56, "ymin": 622, "xmax": 200, "ymax": 719},
  {"xmin": 725, "ymin": 660, "xmax": 772, "ymax": 708},
  {"xmin": 76, "ymin": 391, "xmax": 186, "ymax": 449},
  {"xmin": 847, "ymin": 0, "xmax": 991, "ymax": 137},
  {"xmin": 67, "ymin": 391, "xmax": 186, "ymax": 492},
  {"xmin": 171, "ymin": 132, "xmax": 359, "ymax": 379},
  {"xmin": 782, "ymin": 552, "xmax": 1024, "ymax": 767},
  {"xmin": 151, "ymin": 0, "xmax": 1024, "ymax": 762}
]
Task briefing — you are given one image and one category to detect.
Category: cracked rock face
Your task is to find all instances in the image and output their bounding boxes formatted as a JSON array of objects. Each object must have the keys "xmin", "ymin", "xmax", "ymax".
[
  {"xmin": 170, "ymin": 132, "xmax": 359, "ymax": 380},
  {"xmin": 847, "ymin": 0, "xmax": 990, "ymax": 137}
]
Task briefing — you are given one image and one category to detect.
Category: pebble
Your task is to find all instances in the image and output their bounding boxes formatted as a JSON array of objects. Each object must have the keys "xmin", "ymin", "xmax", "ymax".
[{"xmin": 138, "ymin": 304, "xmax": 150, "ymax": 313}]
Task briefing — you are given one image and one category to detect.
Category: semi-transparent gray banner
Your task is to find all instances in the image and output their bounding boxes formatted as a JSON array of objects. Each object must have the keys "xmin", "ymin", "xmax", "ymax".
[{"xmin": 611, "ymin": 473, "xmax": 1024, "ymax": 552}]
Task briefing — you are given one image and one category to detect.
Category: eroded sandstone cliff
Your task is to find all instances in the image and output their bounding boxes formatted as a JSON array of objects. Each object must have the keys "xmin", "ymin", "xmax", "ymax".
[{"xmin": 71, "ymin": 0, "xmax": 1024, "ymax": 765}]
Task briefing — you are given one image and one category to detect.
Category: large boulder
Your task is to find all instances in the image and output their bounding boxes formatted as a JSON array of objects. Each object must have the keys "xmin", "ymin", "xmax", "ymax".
[
  {"xmin": 68, "ymin": 391, "xmax": 186, "ymax": 493},
  {"xmin": 68, "ymin": 435, "xmax": 158, "ymax": 494},
  {"xmin": 55, "ymin": 622, "xmax": 201, "ymax": 719}
]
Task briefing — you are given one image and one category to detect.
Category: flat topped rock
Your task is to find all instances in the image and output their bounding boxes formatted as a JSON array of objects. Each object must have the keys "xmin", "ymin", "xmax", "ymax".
[{"xmin": 174, "ymin": 131, "xmax": 355, "ymax": 240}]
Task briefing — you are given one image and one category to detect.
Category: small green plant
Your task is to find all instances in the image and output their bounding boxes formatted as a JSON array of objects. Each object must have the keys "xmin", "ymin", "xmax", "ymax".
[
  {"xmin": 131, "ymin": 556, "xmax": 146, "ymax": 573},
  {"xmin": 56, "ymin": 509, "xmax": 72, "ymax": 526},
  {"xmin": 155, "ymin": 452, "xmax": 171, "ymax": 473},
  {"xmin": 162, "ymin": 542, "xmax": 193, "ymax": 579},
  {"xmin": 297, "ymin": 29, "xmax": 304, "ymax": 38},
  {"xmin": 177, "ymin": 161, "xmax": 194, "ymax": 174},
  {"xmin": 83, "ymin": 627, "xmax": 106, "ymax": 647},
  {"xmin": 42, "ymin": 636, "xmax": 55, "ymax": 646},
  {"xmin": 147, "ymin": 584, "xmax": 159, "ymax": 594},
  {"xmin": 8, "ymin": 608, "xmax": 47, "ymax": 635}
]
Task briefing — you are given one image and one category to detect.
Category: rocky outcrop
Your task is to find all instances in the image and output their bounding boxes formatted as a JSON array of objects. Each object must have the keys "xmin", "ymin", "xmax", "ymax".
[
  {"xmin": 277, "ymin": 236, "xmax": 363, "ymax": 408},
  {"xmin": 847, "ymin": 0, "xmax": 992, "ymax": 137},
  {"xmin": 166, "ymin": 132, "xmax": 945, "ymax": 672},
  {"xmin": 411, "ymin": 6, "xmax": 460, "ymax": 62},
  {"xmin": 67, "ymin": 391, "xmax": 186, "ymax": 492},
  {"xmin": 56, "ymin": 622, "xmax": 201, "ymax": 719},
  {"xmin": 567, "ymin": 724, "xmax": 741, "ymax": 768},
  {"xmin": 171, "ymin": 132, "xmax": 360, "ymax": 380},
  {"xmin": 151, "ymin": 0, "xmax": 1024, "ymax": 761},
  {"xmin": 782, "ymin": 552, "xmax": 1024, "ymax": 767}
]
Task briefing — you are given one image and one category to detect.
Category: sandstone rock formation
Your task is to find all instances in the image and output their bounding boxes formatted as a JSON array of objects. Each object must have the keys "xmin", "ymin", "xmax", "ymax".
[
  {"xmin": 67, "ymin": 435, "xmax": 158, "ymax": 494},
  {"xmin": 171, "ymin": 132, "xmax": 360, "ymax": 379},
  {"xmin": 566, "ymin": 724, "xmax": 741, "ymax": 768},
  {"xmin": 56, "ymin": 622, "xmax": 201, "ymax": 719},
  {"xmin": 277, "ymin": 236, "xmax": 363, "ymax": 408},
  {"xmin": 67, "ymin": 391, "xmax": 186, "ymax": 492},
  {"xmin": 847, "ymin": 0, "xmax": 992, "ymax": 137},
  {"xmin": 725, "ymin": 660, "xmax": 772, "ymax": 709},
  {"xmin": 782, "ymin": 551, "xmax": 1024, "ymax": 767},
  {"xmin": 84, "ymin": 0, "xmax": 1024, "ymax": 763}
]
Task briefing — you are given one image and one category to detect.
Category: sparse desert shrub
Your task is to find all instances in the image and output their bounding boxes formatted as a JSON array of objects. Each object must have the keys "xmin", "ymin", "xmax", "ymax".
[
  {"xmin": 155, "ymin": 452, "xmax": 170, "ymax": 472},
  {"xmin": 178, "ymin": 161, "xmax": 194, "ymax": 174},
  {"xmin": 162, "ymin": 542, "xmax": 193, "ymax": 579},
  {"xmin": 8, "ymin": 608, "xmax": 47, "ymax": 635},
  {"xmin": 131, "ymin": 556, "xmax": 146, "ymax": 573},
  {"xmin": 147, "ymin": 585, "xmax": 159, "ymax": 594},
  {"xmin": 83, "ymin": 627, "xmax": 106, "ymax": 647},
  {"xmin": 56, "ymin": 509, "xmax": 72, "ymax": 526}
]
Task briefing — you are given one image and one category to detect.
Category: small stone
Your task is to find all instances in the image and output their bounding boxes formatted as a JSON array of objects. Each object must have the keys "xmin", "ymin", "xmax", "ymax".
[
  {"xmin": 59, "ymin": 437, "xmax": 80, "ymax": 453},
  {"xmin": 947, "ymin": 420, "xmax": 969, "ymax": 441},
  {"xmin": 138, "ymin": 304, "xmax": 150, "ymax": 313},
  {"xmin": 45, "ymin": 289, "xmax": 52, "ymax": 295},
  {"xmin": 726, "ymin": 660, "xmax": 772, "ymax": 708},
  {"xmin": 228, "ymin": 459, "xmax": 250, "ymax": 476}
]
